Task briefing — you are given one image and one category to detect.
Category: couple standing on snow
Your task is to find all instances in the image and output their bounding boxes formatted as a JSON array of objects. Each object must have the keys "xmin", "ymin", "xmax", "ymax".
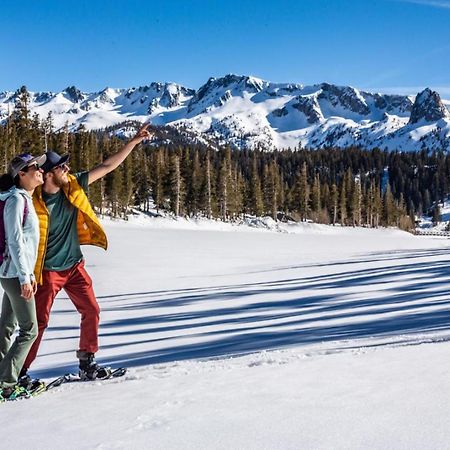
[{"xmin": 0, "ymin": 124, "xmax": 152, "ymax": 401}]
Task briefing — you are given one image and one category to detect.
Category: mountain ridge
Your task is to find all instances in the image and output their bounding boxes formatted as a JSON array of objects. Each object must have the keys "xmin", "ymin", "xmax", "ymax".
[{"xmin": 1, "ymin": 74, "xmax": 450, "ymax": 151}]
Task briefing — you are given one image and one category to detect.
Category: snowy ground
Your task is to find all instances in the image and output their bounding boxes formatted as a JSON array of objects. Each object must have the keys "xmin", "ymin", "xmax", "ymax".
[{"xmin": 3, "ymin": 220, "xmax": 450, "ymax": 450}]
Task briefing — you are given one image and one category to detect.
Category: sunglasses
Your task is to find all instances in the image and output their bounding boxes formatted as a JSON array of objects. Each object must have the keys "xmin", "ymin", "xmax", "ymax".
[
  {"xmin": 22, "ymin": 163, "xmax": 40, "ymax": 172},
  {"xmin": 52, "ymin": 163, "xmax": 70, "ymax": 172}
]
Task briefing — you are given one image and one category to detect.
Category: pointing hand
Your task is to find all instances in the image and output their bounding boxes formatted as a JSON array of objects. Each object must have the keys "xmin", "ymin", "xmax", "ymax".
[{"xmin": 133, "ymin": 123, "xmax": 153, "ymax": 144}]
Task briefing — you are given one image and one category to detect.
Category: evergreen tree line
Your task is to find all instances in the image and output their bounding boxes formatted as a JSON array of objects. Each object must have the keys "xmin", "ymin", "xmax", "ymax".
[{"xmin": 2, "ymin": 86, "xmax": 450, "ymax": 231}]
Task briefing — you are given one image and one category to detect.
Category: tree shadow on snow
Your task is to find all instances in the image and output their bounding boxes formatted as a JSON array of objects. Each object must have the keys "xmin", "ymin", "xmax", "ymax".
[{"xmin": 33, "ymin": 247, "xmax": 450, "ymax": 378}]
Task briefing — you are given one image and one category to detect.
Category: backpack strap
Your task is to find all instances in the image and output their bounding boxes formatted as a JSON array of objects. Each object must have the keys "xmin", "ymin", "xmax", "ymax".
[{"xmin": 21, "ymin": 193, "xmax": 28, "ymax": 226}]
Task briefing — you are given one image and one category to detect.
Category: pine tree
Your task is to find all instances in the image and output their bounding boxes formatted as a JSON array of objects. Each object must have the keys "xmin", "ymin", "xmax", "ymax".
[
  {"xmin": 373, "ymin": 182, "xmax": 383, "ymax": 228},
  {"xmin": 151, "ymin": 149, "xmax": 165, "ymax": 212},
  {"xmin": 119, "ymin": 154, "xmax": 133, "ymax": 216},
  {"xmin": 218, "ymin": 155, "xmax": 228, "ymax": 220},
  {"xmin": 321, "ymin": 182, "xmax": 330, "ymax": 216},
  {"xmin": 233, "ymin": 167, "xmax": 245, "ymax": 219},
  {"xmin": 29, "ymin": 113, "xmax": 43, "ymax": 154},
  {"xmin": 294, "ymin": 162, "xmax": 310, "ymax": 221},
  {"xmin": 203, "ymin": 150, "xmax": 214, "ymax": 218},
  {"xmin": 383, "ymin": 183, "xmax": 396, "ymax": 226},
  {"xmin": 351, "ymin": 176, "xmax": 362, "ymax": 226},
  {"xmin": 330, "ymin": 183, "xmax": 338, "ymax": 225},
  {"xmin": 365, "ymin": 181, "xmax": 374, "ymax": 227},
  {"xmin": 87, "ymin": 135, "xmax": 103, "ymax": 211},
  {"xmin": 248, "ymin": 152, "xmax": 264, "ymax": 216},
  {"xmin": 58, "ymin": 121, "xmax": 70, "ymax": 152},
  {"xmin": 344, "ymin": 169, "xmax": 354, "ymax": 222},
  {"xmin": 13, "ymin": 85, "xmax": 32, "ymax": 149},
  {"xmin": 339, "ymin": 180, "xmax": 347, "ymax": 226},
  {"xmin": 43, "ymin": 111, "xmax": 54, "ymax": 151},
  {"xmin": 224, "ymin": 147, "xmax": 238, "ymax": 219},
  {"xmin": 133, "ymin": 150, "xmax": 152, "ymax": 211},
  {"xmin": 432, "ymin": 204, "xmax": 442, "ymax": 225},
  {"xmin": 108, "ymin": 168, "xmax": 122, "ymax": 218},
  {"xmin": 263, "ymin": 160, "xmax": 281, "ymax": 220},
  {"xmin": 169, "ymin": 152, "xmax": 184, "ymax": 216},
  {"xmin": 189, "ymin": 149, "xmax": 202, "ymax": 217},
  {"xmin": 311, "ymin": 173, "xmax": 321, "ymax": 213}
]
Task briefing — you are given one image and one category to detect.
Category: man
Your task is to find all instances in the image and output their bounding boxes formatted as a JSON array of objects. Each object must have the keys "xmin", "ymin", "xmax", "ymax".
[{"xmin": 20, "ymin": 124, "xmax": 152, "ymax": 381}]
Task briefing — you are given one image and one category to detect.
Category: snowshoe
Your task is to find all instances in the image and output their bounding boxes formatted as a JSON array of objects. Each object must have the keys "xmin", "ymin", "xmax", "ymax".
[{"xmin": 0, "ymin": 385, "xmax": 31, "ymax": 402}]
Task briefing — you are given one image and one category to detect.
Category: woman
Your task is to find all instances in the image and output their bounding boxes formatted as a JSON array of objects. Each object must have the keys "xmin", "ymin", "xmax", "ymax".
[{"xmin": 0, "ymin": 153, "xmax": 46, "ymax": 401}]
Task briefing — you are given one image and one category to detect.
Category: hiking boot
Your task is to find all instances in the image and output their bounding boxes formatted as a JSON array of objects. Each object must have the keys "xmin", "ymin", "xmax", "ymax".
[
  {"xmin": 77, "ymin": 352, "xmax": 111, "ymax": 380},
  {"xmin": 18, "ymin": 373, "xmax": 32, "ymax": 389},
  {"xmin": 18, "ymin": 375, "xmax": 45, "ymax": 394},
  {"xmin": 17, "ymin": 369, "xmax": 46, "ymax": 395}
]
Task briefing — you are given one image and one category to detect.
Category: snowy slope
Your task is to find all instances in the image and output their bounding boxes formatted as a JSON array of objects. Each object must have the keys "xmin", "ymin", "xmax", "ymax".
[
  {"xmin": 2, "ymin": 75, "xmax": 450, "ymax": 151},
  {"xmin": 418, "ymin": 196, "xmax": 450, "ymax": 231},
  {"xmin": 3, "ymin": 221, "xmax": 450, "ymax": 449}
]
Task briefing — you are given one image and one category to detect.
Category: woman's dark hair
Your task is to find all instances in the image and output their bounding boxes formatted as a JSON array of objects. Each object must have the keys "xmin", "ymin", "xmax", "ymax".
[{"xmin": 0, "ymin": 173, "xmax": 20, "ymax": 191}]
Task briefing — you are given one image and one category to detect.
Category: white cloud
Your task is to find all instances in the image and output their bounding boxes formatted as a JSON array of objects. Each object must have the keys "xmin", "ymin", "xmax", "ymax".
[{"xmin": 393, "ymin": 0, "xmax": 450, "ymax": 9}]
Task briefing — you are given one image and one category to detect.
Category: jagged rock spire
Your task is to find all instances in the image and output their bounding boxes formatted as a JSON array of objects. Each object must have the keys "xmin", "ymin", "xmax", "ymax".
[{"xmin": 409, "ymin": 88, "xmax": 449, "ymax": 124}]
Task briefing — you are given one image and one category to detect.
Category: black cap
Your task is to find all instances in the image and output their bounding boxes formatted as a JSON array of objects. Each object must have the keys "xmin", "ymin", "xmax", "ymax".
[{"xmin": 41, "ymin": 151, "xmax": 70, "ymax": 173}]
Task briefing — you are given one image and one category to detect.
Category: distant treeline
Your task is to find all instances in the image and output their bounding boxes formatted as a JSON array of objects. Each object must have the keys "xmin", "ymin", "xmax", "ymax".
[{"xmin": 1, "ymin": 86, "xmax": 449, "ymax": 231}]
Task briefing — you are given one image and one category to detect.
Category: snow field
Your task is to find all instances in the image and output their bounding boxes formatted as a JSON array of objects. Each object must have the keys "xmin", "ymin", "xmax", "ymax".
[{"xmin": 2, "ymin": 221, "xmax": 450, "ymax": 449}]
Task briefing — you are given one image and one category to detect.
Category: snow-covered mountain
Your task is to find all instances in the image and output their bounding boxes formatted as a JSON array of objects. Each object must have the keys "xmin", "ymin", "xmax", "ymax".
[{"xmin": 2, "ymin": 75, "xmax": 450, "ymax": 151}]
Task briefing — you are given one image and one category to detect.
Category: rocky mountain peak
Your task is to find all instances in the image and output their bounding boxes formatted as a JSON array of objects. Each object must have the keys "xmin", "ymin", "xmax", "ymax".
[
  {"xmin": 292, "ymin": 96, "xmax": 323, "ymax": 124},
  {"xmin": 188, "ymin": 74, "xmax": 265, "ymax": 113},
  {"xmin": 409, "ymin": 88, "xmax": 449, "ymax": 124},
  {"xmin": 160, "ymin": 84, "xmax": 186, "ymax": 108},
  {"xmin": 319, "ymin": 83, "xmax": 370, "ymax": 116},
  {"xmin": 63, "ymin": 86, "xmax": 84, "ymax": 103},
  {"xmin": 374, "ymin": 93, "xmax": 412, "ymax": 116}
]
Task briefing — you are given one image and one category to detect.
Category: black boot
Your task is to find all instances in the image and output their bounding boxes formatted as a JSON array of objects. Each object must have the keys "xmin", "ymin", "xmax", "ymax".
[
  {"xmin": 17, "ymin": 368, "xmax": 46, "ymax": 393},
  {"xmin": 18, "ymin": 368, "xmax": 32, "ymax": 389},
  {"xmin": 77, "ymin": 351, "xmax": 111, "ymax": 380}
]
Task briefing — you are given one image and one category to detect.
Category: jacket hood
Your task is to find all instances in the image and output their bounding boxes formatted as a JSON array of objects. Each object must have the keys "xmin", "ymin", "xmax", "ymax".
[
  {"xmin": 0, "ymin": 187, "xmax": 31, "ymax": 202},
  {"xmin": 0, "ymin": 188, "xmax": 15, "ymax": 201}
]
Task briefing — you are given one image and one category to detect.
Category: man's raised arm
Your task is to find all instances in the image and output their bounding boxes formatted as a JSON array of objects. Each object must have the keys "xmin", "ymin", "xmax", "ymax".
[{"xmin": 88, "ymin": 124, "xmax": 152, "ymax": 185}]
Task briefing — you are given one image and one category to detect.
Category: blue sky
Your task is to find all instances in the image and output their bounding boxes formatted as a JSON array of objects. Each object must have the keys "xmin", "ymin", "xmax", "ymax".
[{"xmin": 2, "ymin": 0, "xmax": 450, "ymax": 94}]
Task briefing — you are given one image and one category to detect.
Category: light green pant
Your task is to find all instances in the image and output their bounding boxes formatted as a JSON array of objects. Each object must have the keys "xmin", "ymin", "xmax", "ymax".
[{"xmin": 0, "ymin": 278, "xmax": 38, "ymax": 388}]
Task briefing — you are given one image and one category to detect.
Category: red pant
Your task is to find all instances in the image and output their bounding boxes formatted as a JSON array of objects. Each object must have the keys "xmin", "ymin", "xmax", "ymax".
[{"xmin": 23, "ymin": 260, "xmax": 100, "ymax": 370}]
